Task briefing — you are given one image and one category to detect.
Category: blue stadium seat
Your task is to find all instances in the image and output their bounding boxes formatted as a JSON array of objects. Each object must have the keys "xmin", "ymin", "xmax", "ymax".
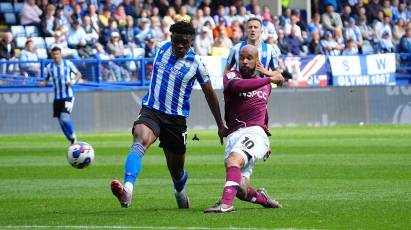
[
  {"xmin": 31, "ymin": 37, "xmax": 46, "ymax": 49},
  {"xmin": 13, "ymin": 3, "xmax": 23, "ymax": 13},
  {"xmin": 25, "ymin": 26, "xmax": 40, "ymax": 37},
  {"xmin": 36, "ymin": 48, "xmax": 48, "ymax": 59},
  {"xmin": 0, "ymin": 3, "xmax": 14, "ymax": 13},
  {"xmin": 11, "ymin": 25, "xmax": 26, "ymax": 38},
  {"xmin": 15, "ymin": 37, "xmax": 27, "ymax": 49},
  {"xmin": 4, "ymin": 13, "xmax": 16, "ymax": 25},
  {"xmin": 45, "ymin": 37, "xmax": 56, "ymax": 49}
]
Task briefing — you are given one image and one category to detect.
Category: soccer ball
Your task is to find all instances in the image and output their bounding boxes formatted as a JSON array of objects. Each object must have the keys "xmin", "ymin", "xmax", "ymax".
[{"xmin": 67, "ymin": 142, "xmax": 95, "ymax": 169}]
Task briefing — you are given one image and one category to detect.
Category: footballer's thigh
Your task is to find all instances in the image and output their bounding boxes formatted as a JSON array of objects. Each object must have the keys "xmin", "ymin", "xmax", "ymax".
[{"xmin": 132, "ymin": 107, "xmax": 160, "ymax": 149}]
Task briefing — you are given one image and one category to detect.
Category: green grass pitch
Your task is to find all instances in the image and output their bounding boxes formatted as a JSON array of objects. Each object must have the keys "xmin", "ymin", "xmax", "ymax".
[{"xmin": 0, "ymin": 125, "xmax": 410, "ymax": 229}]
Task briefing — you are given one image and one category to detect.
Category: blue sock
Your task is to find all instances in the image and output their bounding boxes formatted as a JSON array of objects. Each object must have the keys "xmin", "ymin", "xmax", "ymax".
[
  {"xmin": 59, "ymin": 112, "xmax": 75, "ymax": 143},
  {"xmin": 173, "ymin": 171, "xmax": 188, "ymax": 192},
  {"xmin": 124, "ymin": 143, "xmax": 145, "ymax": 185}
]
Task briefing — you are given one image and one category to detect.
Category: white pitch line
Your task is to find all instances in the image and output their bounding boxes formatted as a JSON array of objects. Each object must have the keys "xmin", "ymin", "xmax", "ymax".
[{"xmin": 2, "ymin": 226, "xmax": 312, "ymax": 230}]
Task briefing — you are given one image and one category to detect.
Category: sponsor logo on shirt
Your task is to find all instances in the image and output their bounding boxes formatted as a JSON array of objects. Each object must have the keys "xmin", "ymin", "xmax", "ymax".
[{"xmin": 239, "ymin": 90, "xmax": 267, "ymax": 100}]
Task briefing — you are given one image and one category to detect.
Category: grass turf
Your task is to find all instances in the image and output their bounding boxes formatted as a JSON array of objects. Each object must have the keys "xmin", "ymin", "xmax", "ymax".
[{"xmin": 0, "ymin": 125, "xmax": 410, "ymax": 229}]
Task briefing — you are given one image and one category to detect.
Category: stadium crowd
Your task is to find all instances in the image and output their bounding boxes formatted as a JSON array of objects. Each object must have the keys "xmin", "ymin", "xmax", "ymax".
[{"xmin": 1, "ymin": 0, "xmax": 411, "ymax": 79}]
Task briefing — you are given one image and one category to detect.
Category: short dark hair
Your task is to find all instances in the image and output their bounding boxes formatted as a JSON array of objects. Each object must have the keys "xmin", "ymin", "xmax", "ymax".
[
  {"xmin": 246, "ymin": 17, "xmax": 262, "ymax": 25},
  {"xmin": 51, "ymin": 46, "xmax": 61, "ymax": 52},
  {"xmin": 170, "ymin": 21, "xmax": 195, "ymax": 36}
]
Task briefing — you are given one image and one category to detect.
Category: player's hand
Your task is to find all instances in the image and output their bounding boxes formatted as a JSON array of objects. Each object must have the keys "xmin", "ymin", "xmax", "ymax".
[
  {"xmin": 263, "ymin": 148, "xmax": 271, "ymax": 161},
  {"xmin": 218, "ymin": 126, "xmax": 228, "ymax": 145},
  {"xmin": 39, "ymin": 81, "xmax": 47, "ymax": 87},
  {"xmin": 269, "ymin": 71, "xmax": 285, "ymax": 86},
  {"xmin": 256, "ymin": 60, "xmax": 268, "ymax": 76}
]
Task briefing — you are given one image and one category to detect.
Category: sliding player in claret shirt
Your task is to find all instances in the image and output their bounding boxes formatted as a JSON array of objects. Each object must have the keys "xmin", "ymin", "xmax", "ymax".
[{"xmin": 205, "ymin": 45, "xmax": 284, "ymax": 213}]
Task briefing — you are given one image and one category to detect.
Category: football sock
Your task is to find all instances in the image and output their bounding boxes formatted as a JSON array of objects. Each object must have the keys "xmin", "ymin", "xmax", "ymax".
[
  {"xmin": 124, "ymin": 143, "xmax": 145, "ymax": 187},
  {"xmin": 59, "ymin": 112, "xmax": 75, "ymax": 143},
  {"xmin": 246, "ymin": 187, "xmax": 268, "ymax": 205},
  {"xmin": 172, "ymin": 170, "xmax": 188, "ymax": 193},
  {"xmin": 220, "ymin": 166, "xmax": 242, "ymax": 205}
]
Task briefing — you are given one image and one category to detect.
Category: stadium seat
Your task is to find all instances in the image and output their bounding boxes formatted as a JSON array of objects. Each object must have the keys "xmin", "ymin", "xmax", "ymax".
[
  {"xmin": 0, "ymin": 3, "xmax": 14, "ymax": 13},
  {"xmin": 45, "ymin": 37, "xmax": 56, "ymax": 49},
  {"xmin": 4, "ymin": 13, "xmax": 17, "ymax": 25},
  {"xmin": 25, "ymin": 26, "xmax": 40, "ymax": 37},
  {"xmin": 11, "ymin": 25, "xmax": 26, "ymax": 38},
  {"xmin": 31, "ymin": 37, "xmax": 46, "ymax": 49},
  {"xmin": 13, "ymin": 3, "xmax": 23, "ymax": 13},
  {"xmin": 36, "ymin": 48, "xmax": 48, "ymax": 59},
  {"xmin": 15, "ymin": 37, "xmax": 27, "ymax": 49}
]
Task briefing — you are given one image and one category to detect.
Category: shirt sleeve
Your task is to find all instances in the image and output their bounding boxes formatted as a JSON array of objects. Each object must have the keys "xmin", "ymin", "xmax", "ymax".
[
  {"xmin": 268, "ymin": 46, "xmax": 280, "ymax": 70},
  {"xmin": 225, "ymin": 45, "xmax": 236, "ymax": 70},
  {"xmin": 67, "ymin": 61, "xmax": 79, "ymax": 76},
  {"xmin": 195, "ymin": 57, "xmax": 210, "ymax": 85}
]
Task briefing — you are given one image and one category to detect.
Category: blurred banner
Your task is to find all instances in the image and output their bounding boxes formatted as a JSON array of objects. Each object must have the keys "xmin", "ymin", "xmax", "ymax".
[
  {"xmin": 330, "ymin": 53, "xmax": 396, "ymax": 86},
  {"xmin": 283, "ymin": 55, "xmax": 328, "ymax": 88}
]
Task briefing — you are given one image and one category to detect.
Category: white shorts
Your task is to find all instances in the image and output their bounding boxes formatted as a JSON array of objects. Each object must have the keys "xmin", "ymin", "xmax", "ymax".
[{"xmin": 225, "ymin": 126, "xmax": 269, "ymax": 178}]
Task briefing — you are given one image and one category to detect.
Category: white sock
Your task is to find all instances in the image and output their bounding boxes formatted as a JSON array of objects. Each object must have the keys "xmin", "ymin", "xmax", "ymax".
[{"xmin": 124, "ymin": 182, "xmax": 134, "ymax": 194}]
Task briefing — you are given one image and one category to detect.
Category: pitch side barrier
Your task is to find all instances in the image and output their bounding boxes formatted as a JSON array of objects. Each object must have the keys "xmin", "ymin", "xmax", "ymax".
[{"xmin": 0, "ymin": 54, "xmax": 410, "ymax": 92}]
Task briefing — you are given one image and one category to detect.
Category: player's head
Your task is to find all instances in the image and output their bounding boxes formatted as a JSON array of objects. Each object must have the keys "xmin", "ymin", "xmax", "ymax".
[
  {"xmin": 239, "ymin": 45, "xmax": 258, "ymax": 78},
  {"xmin": 51, "ymin": 46, "xmax": 62, "ymax": 63},
  {"xmin": 245, "ymin": 17, "xmax": 263, "ymax": 43},
  {"xmin": 170, "ymin": 21, "xmax": 195, "ymax": 58}
]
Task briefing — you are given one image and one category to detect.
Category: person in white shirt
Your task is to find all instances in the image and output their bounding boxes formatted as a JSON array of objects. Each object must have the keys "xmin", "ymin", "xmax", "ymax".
[{"xmin": 20, "ymin": 0, "xmax": 42, "ymax": 27}]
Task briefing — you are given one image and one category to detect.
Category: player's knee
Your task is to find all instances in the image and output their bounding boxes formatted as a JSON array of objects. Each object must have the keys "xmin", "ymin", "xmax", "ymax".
[{"xmin": 225, "ymin": 152, "xmax": 244, "ymax": 168}]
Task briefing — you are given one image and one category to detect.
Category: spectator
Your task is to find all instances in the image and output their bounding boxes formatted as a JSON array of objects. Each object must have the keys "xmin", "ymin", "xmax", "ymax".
[
  {"xmin": 367, "ymin": 0, "xmax": 383, "ymax": 23},
  {"xmin": 342, "ymin": 39, "xmax": 359, "ymax": 55},
  {"xmin": 398, "ymin": 27, "xmax": 411, "ymax": 54},
  {"xmin": 231, "ymin": 20, "xmax": 244, "ymax": 44},
  {"xmin": 67, "ymin": 20, "xmax": 92, "ymax": 58},
  {"xmin": 101, "ymin": 0, "xmax": 116, "ymax": 14},
  {"xmin": 308, "ymin": 31, "xmax": 323, "ymax": 55},
  {"xmin": 246, "ymin": 0, "xmax": 258, "ymax": 14},
  {"xmin": 284, "ymin": 14, "xmax": 302, "ymax": 39},
  {"xmin": 20, "ymin": 0, "xmax": 43, "ymax": 27},
  {"xmin": 107, "ymin": 32, "xmax": 125, "ymax": 58},
  {"xmin": 213, "ymin": 5, "xmax": 228, "ymax": 26},
  {"xmin": 87, "ymin": 4, "xmax": 100, "ymax": 33},
  {"xmin": 277, "ymin": 29, "xmax": 289, "ymax": 55},
  {"xmin": 343, "ymin": 17, "xmax": 362, "ymax": 51},
  {"xmin": 42, "ymin": 4, "xmax": 56, "ymax": 37},
  {"xmin": 99, "ymin": 9, "xmax": 112, "ymax": 28},
  {"xmin": 100, "ymin": 19, "xmax": 120, "ymax": 46},
  {"xmin": 398, "ymin": 3, "xmax": 407, "ymax": 22},
  {"xmin": 341, "ymin": 5, "xmax": 353, "ymax": 27},
  {"xmin": 286, "ymin": 27, "xmax": 306, "ymax": 56},
  {"xmin": 95, "ymin": 43, "xmax": 128, "ymax": 82},
  {"xmin": 382, "ymin": 0, "xmax": 393, "ymax": 19},
  {"xmin": 0, "ymin": 32, "xmax": 17, "ymax": 74},
  {"xmin": 322, "ymin": 3, "xmax": 343, "ymax": 33},
  {"xmin": 144, "ymin": 38, "xmax": 157, "ymax": 58},
  {"xmin": 262, "ymin": 12, "xmax": 277, "ymax": 42},
  {"xmin": 52, "ymin": 27, "xmax": 80, "ymax": 59},
  {"xmin": 227, "ymin": 6, "xmax": 241, "ymax": 27},
  {"xmin": 120, "ymin": 0, "xmax": 135, "ymax": 16},
  {"xmin": 211, "ymin": 37, "xmax": 229, "ymax": 57},
  {"xmin": 308, "ymin": 13, "xmax": 324, "ymax": 38},
  {"xmin": 147, "ymin": 17, "xmax": 164, "ymax": 43},
  {"xmin": 334, "ymin": 28, "xmax": 346, "ymax": 49},
  {"xmin": 185, "ymin": 0, "xmax": 198, "ymax": 17},
  {"xmin": 114, "ymin": 5, "xmax": 128, "ymax": 28},
  {"xmin": 321, "ymin": 30, "xmax": 343, "ymax": 56},
  {"xmin": 55, "ymin": 6, "xmax": 70, "ymax": 34},
  {"xmin": 377, "ymin": 31, "xmax": 395, "ymax": 53},
  {"xmin": 237, "ymin": 6, "xmax": 250, "ymax": 24},
  {"xmin": 19, "ymin": 39, "xmax": 40, "ymax": 77},
  {"xmin": 213, "ymin": 17, "xmax": 233, "ymax": 39},
  {"xmin": 71, "ymin": 4, "xmax": 83, "ymax": 25},
  {"xmin": 174, "ymin": 5, "xmax": 191, "ymax": 22},
  {"xmin": 121, "ymin": 16, "xmax": 139, "ymax": 47},
  {"xmin": 219, "ymin": 29, "xmax": 233, "ymax": 50},
  {"xmin": 375, "ymin": 14, "xmax": 392, "ymax": 40},
  {"xmin": 203, "ymin": 6, "xmax": 217, "ymax": 29},
  {"xmin": 82, "ymin": 15, "xmax": 99, "ymax": 47},
  {"xmin": 393, "ymin": 18, "xmax": 406, "ymax": 45},
  {"xmin": 194, "ymin": 27, "xmax": 213, "ymax": 56}
]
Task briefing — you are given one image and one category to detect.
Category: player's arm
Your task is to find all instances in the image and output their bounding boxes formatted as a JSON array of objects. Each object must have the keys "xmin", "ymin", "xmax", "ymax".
[
  {"xmin": 200, "ymin": 81, "xmax": 227, "ymax": 145},
  {"xmin": 224, "ymin": 47, "xmax": 236, "ymax": 73},
  {"xmin": 256, "ymin": 60, "xmax": 284, "ymax": 86},
  {"xmin": 40, "ymin": 66, "xmax": 50, "ymax": 87},
  {"xmin": 226, "ymin": 76, "xmax": 271, "ymax": 93},
  {"xmin": 66, "ymin": 62, "xmax": 82, "ymax": 87}
]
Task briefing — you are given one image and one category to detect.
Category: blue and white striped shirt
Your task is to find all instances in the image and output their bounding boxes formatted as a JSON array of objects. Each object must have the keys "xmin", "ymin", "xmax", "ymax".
[
  {"xmin": 226, "ymin": 41, "xmax": 280, "ymax": 77},
  {"xmin": 142, "ymin": 41, "xmax": 210, "ymax": 117},
  {"xmin": 46, "ymin": 60, "xmax": 79, "ymax": 100}
]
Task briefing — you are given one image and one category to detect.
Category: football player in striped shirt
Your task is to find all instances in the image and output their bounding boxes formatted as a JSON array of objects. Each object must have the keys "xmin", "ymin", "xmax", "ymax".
[
  {"xmin": 225, "ymin": 17, "xmax": 283, "ymax": 79},
  {"xmin": 111, "ymin": 21, "xmax": 226, "ymax": 209},
  {"xmin": 40, "ymin": 46, "xmax": 82, "ymax": 144}
]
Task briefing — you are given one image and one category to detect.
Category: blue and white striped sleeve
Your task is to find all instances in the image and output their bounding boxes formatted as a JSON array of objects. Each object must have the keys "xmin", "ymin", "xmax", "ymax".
[{"xmin": 195, "ymin": 57, "xmax": 210, "ymax": 85}]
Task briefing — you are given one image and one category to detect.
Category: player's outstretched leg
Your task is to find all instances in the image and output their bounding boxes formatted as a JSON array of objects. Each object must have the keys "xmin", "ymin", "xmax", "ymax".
[
  {"xmin": 204, "ymin": 165, "xmax": 241, "ymax": 213},
  {"xmin": 237, "ymin": 183, "xmax": 282, "ymax": 208},
  {"xmin": 256, "ymin": 188, "xmax": 282, "ymax": 208},
  {"xmin": 111, "ymin": 142, "xmax": 145, "ymax": 208}
]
